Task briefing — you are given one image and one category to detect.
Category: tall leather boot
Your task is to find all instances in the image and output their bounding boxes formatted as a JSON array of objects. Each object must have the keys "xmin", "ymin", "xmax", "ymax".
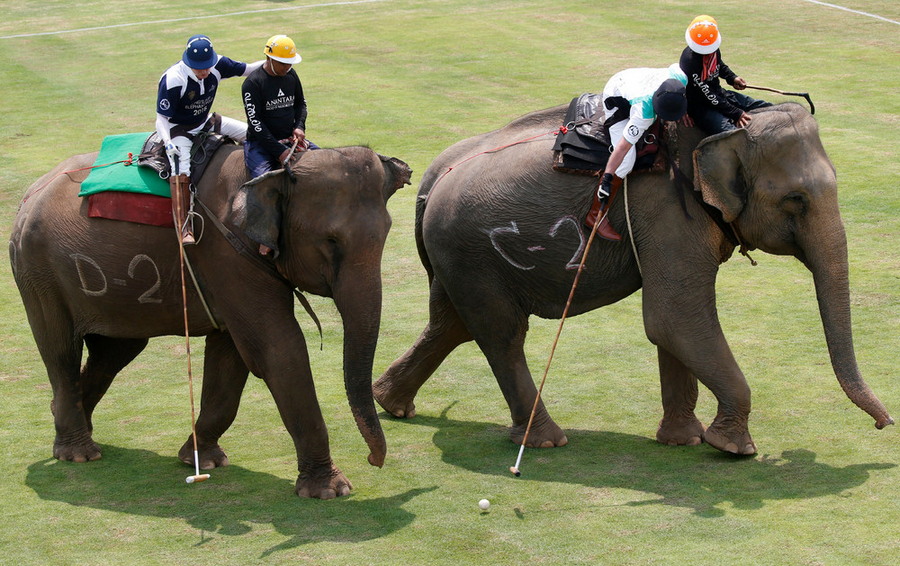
[
  {"xmin": 169, "ymin": 173, "xmax": 195, "ymax": 245},
  {"xmin": 584, "ymin": 175, "xmax": 623, "ymax": 241}
]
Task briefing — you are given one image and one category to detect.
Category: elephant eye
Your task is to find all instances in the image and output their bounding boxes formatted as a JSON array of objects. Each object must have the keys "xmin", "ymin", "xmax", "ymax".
[
  {"xmin": 781, "ymin": 192, "xmax": 808, "ymax": 217},
  {"xmin": 325, "ymin": 235, "xmax": 342, "ymax": 256}
]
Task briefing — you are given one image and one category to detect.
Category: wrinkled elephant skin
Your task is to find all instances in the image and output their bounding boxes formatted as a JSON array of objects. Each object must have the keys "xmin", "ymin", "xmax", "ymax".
[
  {"xmin": 10, "ymin": 145, "xmax": 411, "ymax": 498},
  {"xmin": 374, "ymin": 103, "xmax": 891, "ymax": 457}
]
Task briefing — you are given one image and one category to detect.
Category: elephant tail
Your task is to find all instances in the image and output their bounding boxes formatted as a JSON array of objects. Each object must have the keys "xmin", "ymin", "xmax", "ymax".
[{"xmin": 414, "ymin": 174, "xmax": 436, "ymax": 283}]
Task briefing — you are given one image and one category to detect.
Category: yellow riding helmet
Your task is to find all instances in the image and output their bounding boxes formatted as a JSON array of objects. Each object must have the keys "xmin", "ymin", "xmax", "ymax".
[
  {"xmin": 263, "ymin": 35, "xmax": 302, "ymax": 64},
  {"xmin": 685, "ymin": 15, "xmax": 721, "ymax": 55}
]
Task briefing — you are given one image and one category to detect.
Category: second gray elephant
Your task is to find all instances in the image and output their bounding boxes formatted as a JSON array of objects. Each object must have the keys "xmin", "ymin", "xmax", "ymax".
[{"xmin": 374, "ymin": 103, "xmax": 892, "ymax": 455}]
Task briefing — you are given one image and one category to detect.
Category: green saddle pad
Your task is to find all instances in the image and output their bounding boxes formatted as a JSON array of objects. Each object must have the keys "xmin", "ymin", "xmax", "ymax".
[{"xmin": 78, "ymin": 133, "xmax": 170, "ymax": 198}]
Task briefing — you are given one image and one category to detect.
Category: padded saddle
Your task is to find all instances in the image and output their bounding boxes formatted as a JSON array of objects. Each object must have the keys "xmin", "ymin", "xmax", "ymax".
[{"xmin": 552, "ymin": 93, "xmax": 662, "ymax": 176}]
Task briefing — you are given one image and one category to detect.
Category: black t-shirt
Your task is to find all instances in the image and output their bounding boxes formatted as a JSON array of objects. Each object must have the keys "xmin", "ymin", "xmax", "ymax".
[
  {"xmin": 679, "ymin": 46, "xmax": 742, "ymax": 120},
  {"xmin": 242, "ymin": 65, "xmax": 308, "ymax": 159}
]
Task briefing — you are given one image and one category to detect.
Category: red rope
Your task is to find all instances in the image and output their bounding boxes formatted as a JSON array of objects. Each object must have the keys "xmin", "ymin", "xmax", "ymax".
[
  {"xmin": 433, "ymin": 127, "xmax": 567, "ymax": 187},
  {"xmin": 22, "ymin": 152, "xmax": 135, "ymax": 204}
]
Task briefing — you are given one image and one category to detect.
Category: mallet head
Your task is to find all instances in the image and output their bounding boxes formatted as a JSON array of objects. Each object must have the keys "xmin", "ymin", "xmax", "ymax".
[
  {"xmin": 509, "ymin": 466, "xmax": 521, "ymax": 477},
  {"xmin": 185, "ymin": 474, "xmax": 211, "ymax": 484}
]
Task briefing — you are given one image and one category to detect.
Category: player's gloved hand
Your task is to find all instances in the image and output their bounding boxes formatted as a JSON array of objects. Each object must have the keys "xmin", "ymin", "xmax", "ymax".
[
  {"xmin": 597, "ymin": 173, "xmax": 613, "ymax": 200},
  {"xmin": 165, "ymin": 142, "xmax": 180, "ymax": 159}
]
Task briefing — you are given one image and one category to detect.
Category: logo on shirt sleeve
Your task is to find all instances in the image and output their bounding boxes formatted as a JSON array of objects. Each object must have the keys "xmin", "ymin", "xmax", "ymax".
[{"xmin": 159, "ymin": 99, "xmax": 170, "ymax": 111}]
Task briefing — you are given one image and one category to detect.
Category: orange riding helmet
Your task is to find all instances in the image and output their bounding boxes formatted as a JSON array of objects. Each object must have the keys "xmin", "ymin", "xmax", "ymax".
[{"xmin": 685, "ymin": 15, "xmax": 721, "ymax": 55}]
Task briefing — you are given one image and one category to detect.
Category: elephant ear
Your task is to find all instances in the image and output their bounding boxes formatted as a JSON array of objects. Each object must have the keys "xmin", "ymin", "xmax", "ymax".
[
  {"xmin": 692, "ymin": 128, "xmax": 751, "ymax": 223},
  {"xmin": 229, "ymin": 169, "xmax": 288, "ymax": 259},
  {"xmin": 377, "ymin": 154, "xmax": 412, "ymax": 202}
]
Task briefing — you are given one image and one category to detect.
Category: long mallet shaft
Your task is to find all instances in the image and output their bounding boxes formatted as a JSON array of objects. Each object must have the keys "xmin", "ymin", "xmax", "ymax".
[
  {"xmin": 172, "ymin": 171, "xmax": 210, "ymax": 486},
  {"xmin": 510, "ymin": 181, "xmax": 608, "ymax": 477}
]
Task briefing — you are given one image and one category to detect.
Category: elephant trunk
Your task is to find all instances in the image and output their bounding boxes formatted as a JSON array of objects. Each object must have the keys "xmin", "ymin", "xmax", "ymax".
[
  {"xmin": 334, "ymin": 270, "xmax": 388, "ymax": 467},
  {"xmin": 803, "ymin": 223, "xmax": 893, "ymax": 429}
]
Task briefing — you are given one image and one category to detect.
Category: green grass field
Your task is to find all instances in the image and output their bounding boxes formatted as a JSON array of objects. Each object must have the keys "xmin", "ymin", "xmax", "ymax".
[{"xmin": 1, "ymin": 1, "xmax": 898, "ymax": 564}]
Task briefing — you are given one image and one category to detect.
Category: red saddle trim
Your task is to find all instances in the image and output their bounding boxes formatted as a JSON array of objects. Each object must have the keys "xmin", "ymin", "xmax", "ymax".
[{"xmin": 87, "ymin": 191, "xmax": 174, "ymax": 228}]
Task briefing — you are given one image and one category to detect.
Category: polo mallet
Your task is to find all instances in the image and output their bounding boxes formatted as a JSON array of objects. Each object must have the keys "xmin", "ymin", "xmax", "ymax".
[
  {"xmin": 744, "ymin": 84, "xmax": 815, "ymax": 115},
  {"xmin": 509, "ymin": 179, "xmax": 608, "ymax": 477},
  {"xmin": 172, "ymin": 165, "xmax": 210, "ymax": 485}
]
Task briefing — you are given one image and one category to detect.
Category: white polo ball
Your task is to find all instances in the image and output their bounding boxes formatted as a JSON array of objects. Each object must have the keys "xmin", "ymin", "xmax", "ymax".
[{"xmin": 478, "ymin": 498, "xmax": 490, "ymax": 510}]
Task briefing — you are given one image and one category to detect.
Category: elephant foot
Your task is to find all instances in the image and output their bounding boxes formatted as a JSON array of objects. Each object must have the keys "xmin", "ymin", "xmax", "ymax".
[
  {"xmin": 295, "ymin": 465, "xmax": 352, "ymax": 499},
  {"xmin": 703, "ymin": 419, "xmax": 757, "ymax": 455},
  {"xmin": 373, "ymin": 378, "xmax": 417, "ymax": 419},
  {"xmin": 656, "ymin": 415, "xmax": 706, "ymax": 447},
  {"xmin": 178, "ymin": 436, "xmax": 230, "ymax": 470},
  {"xmin": 54, "ymin": 439, "xmax": 102, "ymax": 463},
  {"xmin": 510, "ymin": 415, "xmax": 568, "ymax": 448}
]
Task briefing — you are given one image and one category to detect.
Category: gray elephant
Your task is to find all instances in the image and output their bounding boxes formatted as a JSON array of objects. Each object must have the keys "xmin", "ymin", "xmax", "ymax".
[
  {"xmin": 374, "ymin": 103, "xmax": 892, "ymax": 455},
  {"xmin": 10, "ymin": 145, "xmax": 411, "ymax": 498}
]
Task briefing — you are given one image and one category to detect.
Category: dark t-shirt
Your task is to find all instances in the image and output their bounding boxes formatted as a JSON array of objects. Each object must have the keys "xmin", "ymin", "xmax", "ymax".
[
  {"xmin": 679, "ymin": 46, "xmax": 742, "ymax": 120},
  {"xmin": 242, "ymin": 65, "xmax": 308, "ymax": 159},
  {"xmin": 156, "ymin": 57, "xmax": 247, "ymax": 129}
]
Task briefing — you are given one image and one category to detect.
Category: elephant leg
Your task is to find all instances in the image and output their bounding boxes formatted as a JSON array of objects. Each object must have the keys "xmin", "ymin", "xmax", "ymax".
[
  {"xmin": 81, "ymin": 335, "xmax": 149, "ymax": 430},
  {"xmin": 703, "ymin": 386, "xmax": 756, "ymax": 455},
  {"xmin": 655, "ymin": 345, "xmax": 705, "ymax": 446},
  {"xmin": 643, "ymin": 287, "xmax": 756, "ymax": 455},
  {"xmin": 459, "ymin": 294, "xmax": 567, "ymax": 448},
  {"xmin": 228, "ymin": 318, "xmax": 349, "ymax": 499},
  {"xmin": 674, "ymin": 345, "xmax": 754, "ymax": 455},
  {"xmin": 482, "ymin": 338, "xmax": 568, "ymax": 448},
  {"xmin": 374, "ymin": 277, "xmax": 472, "ymax": 418},
  {"xmin": 23, "ymin": 298, "xmax": 96, "ymax": 462},
  {"xmin": 262, "ymin": 353, "xmax": 350, "ymax": 499},
  {"xmin": 178, "ymin": 331, "xmax": 249, "ymax": 470}
]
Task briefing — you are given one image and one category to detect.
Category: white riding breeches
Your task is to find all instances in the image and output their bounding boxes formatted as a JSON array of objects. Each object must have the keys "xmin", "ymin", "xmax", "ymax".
[
  {"xmin": 169, "ymin": 115, "xmax": 247, "ymax": 176},
  {"xmin": 606, "ymin": 120, "xmax": 638, "ymax": 179}
]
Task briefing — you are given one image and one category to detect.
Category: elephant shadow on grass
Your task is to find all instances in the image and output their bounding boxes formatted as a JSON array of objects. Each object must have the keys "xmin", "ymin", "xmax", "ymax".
[
  {"xmin": 404, "ymin": 405, "xmax": 895, "ymax": 518},
  {"xmin": 25, "ymin": 447, "xmax": 436, "ymax": 555}
]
